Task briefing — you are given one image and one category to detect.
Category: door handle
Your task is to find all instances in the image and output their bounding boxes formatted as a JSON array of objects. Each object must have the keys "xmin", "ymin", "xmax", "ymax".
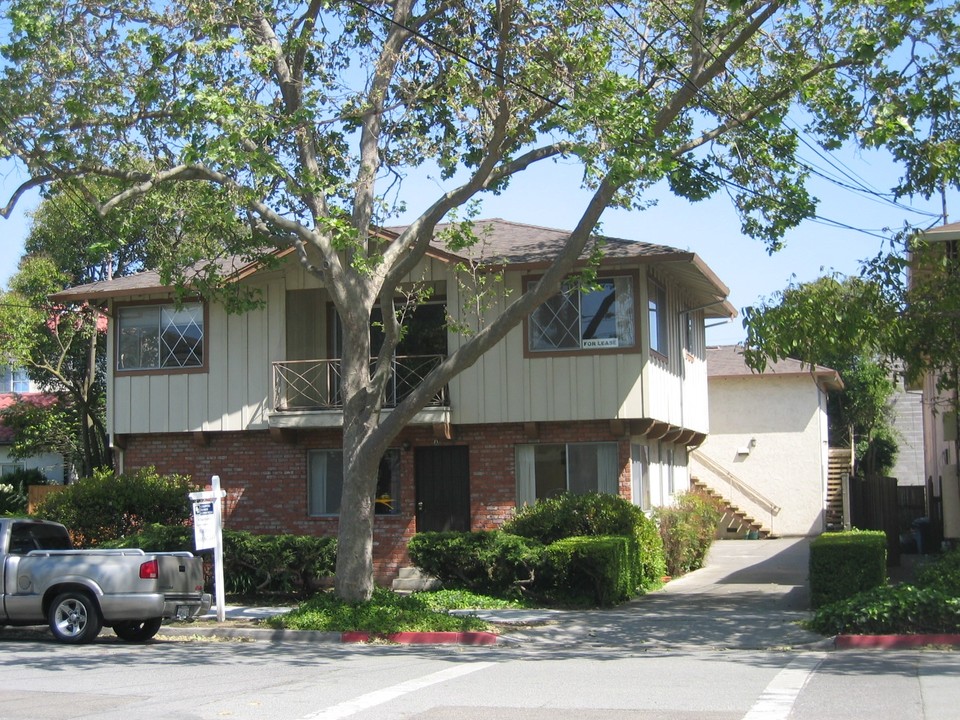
[{"xmin": 417, "ymin": 501, "xmax": 424, "ymax": 510}]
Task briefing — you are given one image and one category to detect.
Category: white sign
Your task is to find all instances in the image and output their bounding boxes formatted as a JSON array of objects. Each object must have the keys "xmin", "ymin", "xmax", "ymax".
[
  {"xmin": 189, "ymin": 476, "xmax": 227, "ymax": 622},
  {"xmin": 192, "ymin": 500, "xmax": 216, "ymax": 550},
  {"xmin": 582, "ymin": 337, "xmax": 618, "ymax": 349}
]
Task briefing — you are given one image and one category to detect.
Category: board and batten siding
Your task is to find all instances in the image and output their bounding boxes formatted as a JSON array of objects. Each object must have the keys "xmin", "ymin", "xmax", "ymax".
[{"xmin": 108, "ymin": 276, "xmax": 285, "ymax": 436}]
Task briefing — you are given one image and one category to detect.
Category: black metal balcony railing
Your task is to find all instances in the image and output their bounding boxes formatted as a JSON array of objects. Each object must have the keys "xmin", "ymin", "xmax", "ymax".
[{"xmin": 272, "ymin": 355, "xmax": 448, "ymax": 411}]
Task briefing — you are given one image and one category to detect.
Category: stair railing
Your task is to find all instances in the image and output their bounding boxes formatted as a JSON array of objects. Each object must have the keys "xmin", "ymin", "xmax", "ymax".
[{"xmin": 691, "ymin": 449, "xmax": 782, "ymax": 518}]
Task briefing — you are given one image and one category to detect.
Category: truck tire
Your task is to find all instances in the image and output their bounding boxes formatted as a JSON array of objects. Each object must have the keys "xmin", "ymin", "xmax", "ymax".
[
  {"xmin": 48, "ymin": 591, "xmax": 102, "ymax": 644},
  {"xmin": 113, "ymin": 618, "xmax": 163, "ymax": 642}
]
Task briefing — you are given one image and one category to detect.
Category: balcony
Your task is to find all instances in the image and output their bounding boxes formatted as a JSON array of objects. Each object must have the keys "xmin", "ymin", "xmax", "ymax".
[{"xmin": 269, "ymin": 355, "xmax": 450, "ymax": 429}]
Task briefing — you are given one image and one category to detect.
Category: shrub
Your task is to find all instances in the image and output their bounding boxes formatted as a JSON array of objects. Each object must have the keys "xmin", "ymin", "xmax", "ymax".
[
  {"xmin": 503, "ymin": 492, "xmax": 666, "ymax": 591},
  {"xmin": 106, "ymin": 525, "xmax": 337, "ymax": 597},
  {"xmin": 915, "ymin": 546, "xmax": 960, "ymax": 595},
  {"xmin": 809, "ymin": 584, "xmax": 960, "ymax": 635},
  {"xmin": 809, "ymin": 530, "xmax": 887, "ymax": 609},
  {"xmin": 0, "ymin": 467, "xmax": 48, "ymax": 515},
  {"xmin": 407, "ymin": 530, "xmax": 544, "ymax": 598},
  {"xmin": 32, "ymin": 466, "xmax": 195, "ymax": 546},
  {"xmin": 540, "ymin": 535, "xmax": 633, "ymax": 607},
  {"xmin": 654, "ymin": 491, "xmax": 724, "ymax": 577}
]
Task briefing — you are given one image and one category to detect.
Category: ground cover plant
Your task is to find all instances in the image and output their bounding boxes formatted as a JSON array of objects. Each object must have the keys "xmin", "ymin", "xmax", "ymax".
[
  {"xmin": 809, "ymin": 547, "xmax": 960, "ymax": 635},
  {"xmin": 266, "ymin": 588, "xmax": 508, "ymax": 634}
]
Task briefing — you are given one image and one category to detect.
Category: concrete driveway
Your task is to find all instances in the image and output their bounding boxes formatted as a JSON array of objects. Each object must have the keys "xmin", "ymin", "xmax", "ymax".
[{"xmin": 500, "ymin": 537, "xmax": 826, "ymax": 650}]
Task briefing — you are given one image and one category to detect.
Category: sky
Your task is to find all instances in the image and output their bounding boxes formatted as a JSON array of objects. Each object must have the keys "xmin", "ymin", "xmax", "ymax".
[{"xmin": 0, "ymin": 147, "xmax": 951, "ymax": 348}]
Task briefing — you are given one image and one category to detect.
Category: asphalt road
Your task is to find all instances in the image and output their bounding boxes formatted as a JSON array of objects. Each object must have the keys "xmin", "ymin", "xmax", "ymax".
[{"xmin": 2, "ymin": 539, "xmax": 958, "ymax": 719}]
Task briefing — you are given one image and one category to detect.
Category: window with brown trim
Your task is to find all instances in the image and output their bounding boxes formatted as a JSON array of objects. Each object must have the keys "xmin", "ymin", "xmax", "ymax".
[
  {"xmin": 117, "ymin": 302, "xmax": 205, "ymax": 371},
  {"xmin": 527, "ymin": 277, "xmax": 636, "ymax": 352}
]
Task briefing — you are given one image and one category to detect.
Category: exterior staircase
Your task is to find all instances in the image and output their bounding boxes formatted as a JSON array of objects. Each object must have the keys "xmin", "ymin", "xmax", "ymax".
[
  {"xmin": 691, "ymin": 477, "xmax": 774, "ymax": 539},
  {"xmin": 391, "ymin": 566, "xmax": 441, "ymax": 593}
]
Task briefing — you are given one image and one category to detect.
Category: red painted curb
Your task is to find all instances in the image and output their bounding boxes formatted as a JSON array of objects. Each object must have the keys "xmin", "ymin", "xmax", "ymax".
[
  {"xmin": 341, "ymin": 631, "xmax": 498, "ymax": 645},
  {"xmin": 836, "ymin": 634, "xmax": 960, "ymax": 649}
]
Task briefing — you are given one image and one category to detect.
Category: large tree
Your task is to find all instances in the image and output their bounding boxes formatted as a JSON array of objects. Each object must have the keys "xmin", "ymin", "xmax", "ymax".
[
  {"xmin": 1, "ymin": 0, "xmax": 958, "ymax": 600},
  {"xmin": 742, "ymin": 275, "xmax": 902, "ymax": 474}
]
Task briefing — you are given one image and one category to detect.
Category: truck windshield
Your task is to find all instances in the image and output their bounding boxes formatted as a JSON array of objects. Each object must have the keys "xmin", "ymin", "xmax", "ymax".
[{"xmin": 9, "ymin": 522, "xmax": 72, "ymax": 554}]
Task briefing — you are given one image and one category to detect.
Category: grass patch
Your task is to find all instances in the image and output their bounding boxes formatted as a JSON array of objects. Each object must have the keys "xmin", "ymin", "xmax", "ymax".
[{"xmin": 265, "ymin": 588, "xmax": 495, "ymax": 634}]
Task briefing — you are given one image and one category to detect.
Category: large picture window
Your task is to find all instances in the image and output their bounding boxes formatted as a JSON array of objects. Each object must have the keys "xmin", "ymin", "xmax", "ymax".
[
  {"xmin": 117, "ymin": 303, "xmax": 204, "ymax": 371},
  {"xmin": 308, "ymin": 448, "xmax": 401, "ymax": 516},
  {"xmin": 528, "ymin": 277, "xmax": 635, "ymax": 352},
  {"xmin": 515, "ymin": 442, "xmax": 620, "ymax": 507}
]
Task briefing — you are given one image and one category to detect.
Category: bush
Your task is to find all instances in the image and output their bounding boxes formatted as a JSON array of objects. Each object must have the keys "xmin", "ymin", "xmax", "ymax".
[
  {"xmin": 915, "ymin": 546, "xmax": 960, "ymax": 595},
  {"xmin": 540, "ymin": 535, "xmax": 633, "ymax": 607},
  {"xmin": 809, "ymin": 530, "xmax": 887, "ymax": 609},
  {"xmin": 32, "ymin": 466, "xmax": 195, "ymax": 546},
  {"xmin": 809, "ymin": 584, "xmax": 960, "ymax": 635},
  {"xmin": 503, "ymin": 492, "xmax": 666, "ymax": 591},
  {"xmin": 106, "ymin": 525, "xmax": 337, "ymax": 597},
  {"xmin": 408, "ymin": 530, "xmax": 544, "ymax": 598},
  {"xmin": 0, "ymin": 467, "xmax": 48, "ymax": 515},
  {"xmin": 654, "ymin": 491, "xmax": 724, "ymax": 577}
]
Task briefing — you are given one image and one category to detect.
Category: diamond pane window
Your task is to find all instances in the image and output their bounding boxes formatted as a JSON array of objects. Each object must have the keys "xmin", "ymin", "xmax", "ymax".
[
  {"xmin": 118, "ymin": 303, "xmax": 204, "ymax": 371},
  {"xmin": 528, "ymin": 277, "xmax": 634, "ymax": 352}
]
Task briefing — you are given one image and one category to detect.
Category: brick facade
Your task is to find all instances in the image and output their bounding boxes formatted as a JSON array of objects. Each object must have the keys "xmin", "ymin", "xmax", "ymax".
[{"xmin": 120, "ymin": 421, "xmax": 633, "ymax": 584}]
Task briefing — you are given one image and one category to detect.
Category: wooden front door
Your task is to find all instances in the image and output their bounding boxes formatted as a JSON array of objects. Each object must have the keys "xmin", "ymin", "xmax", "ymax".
[{"xmin": 414, "ymin": 446, "xmax": 471, "ymax": 532}]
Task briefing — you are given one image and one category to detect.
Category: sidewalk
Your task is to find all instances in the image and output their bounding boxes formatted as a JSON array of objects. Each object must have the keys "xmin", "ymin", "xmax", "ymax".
[{"xmin": 162, "ymin": 537, "xmax": 827, "ymax": 649}]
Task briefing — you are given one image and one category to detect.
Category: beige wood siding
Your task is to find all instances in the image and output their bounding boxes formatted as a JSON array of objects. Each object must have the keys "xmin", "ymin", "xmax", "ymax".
[{"xmin": 110, "ymin": 277, "xmax": 284, "ymax": 435}]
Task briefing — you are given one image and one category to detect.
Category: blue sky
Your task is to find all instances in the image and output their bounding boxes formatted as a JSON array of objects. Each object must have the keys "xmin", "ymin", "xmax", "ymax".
[{"xmin": 0, "ymin": 148, "xmax": 950, "ymax": 348}]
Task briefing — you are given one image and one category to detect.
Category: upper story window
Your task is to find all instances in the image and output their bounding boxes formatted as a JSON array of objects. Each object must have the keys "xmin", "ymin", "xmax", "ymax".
[
  {"xmin": 0, "ymin": 365, "xmax": 30, "ymax": 393},
  {"xmin": 648, "ymin": 282, "xmax": 667, "ymax": 357},
  {"xmin": 117, "ymin": 303, "xmax": 204, "ymax": 371},
  {"xmin": 528, "ymin": 277, "xmax": 635, "ymax": 353}
]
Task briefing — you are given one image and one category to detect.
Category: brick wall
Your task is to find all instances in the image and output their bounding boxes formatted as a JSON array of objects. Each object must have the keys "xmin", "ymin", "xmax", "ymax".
[{"xmin": 120, "ymin": 421, "xmax": 632, "ymax": 583}]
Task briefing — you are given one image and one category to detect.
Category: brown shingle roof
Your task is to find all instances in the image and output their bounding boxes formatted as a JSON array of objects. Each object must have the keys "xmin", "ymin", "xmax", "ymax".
[
  {"xmin": 707, "ymin": 345, "xmax": 843, "ymax": 391},
  {"xmin": 49, "ymin": 219, "xmax": 735, "ymax": 317}
]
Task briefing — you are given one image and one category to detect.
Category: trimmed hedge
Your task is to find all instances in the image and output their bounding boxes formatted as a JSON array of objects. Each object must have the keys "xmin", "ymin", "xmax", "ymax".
[
  {"xmin": 503, "ymin": 492, "xmax": 666, "ymax": 592},
  {"xmin": 407, "ymin": 530, "xmax": 544, "ymax": 598},
  {"xmin": 809, "ymin": 530, "xmax": 887, "ymax": 609},
  {"xmin": 541, "ymin": 535, "xmax": 634, "ymax": 607},
  {"xmin": 106, "ymin": 524, "xmax": 337, "ymax": 597}
]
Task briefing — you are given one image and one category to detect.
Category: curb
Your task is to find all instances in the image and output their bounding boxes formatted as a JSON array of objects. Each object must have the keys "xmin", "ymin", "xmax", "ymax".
[
  {"xmin": 341, "ymin": 631, "xmax": 499, "ymax": 645},
  {"xmin": 835, "ymin": 634, "xmax": 960, "ymax": 650},
  {"xmin": 159, "ymin": 625, "xmax": 500, "ymax": 645}
]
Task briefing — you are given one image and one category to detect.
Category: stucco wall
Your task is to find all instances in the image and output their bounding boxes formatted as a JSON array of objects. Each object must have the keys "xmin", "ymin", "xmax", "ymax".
[{"xmin": 694, "ymin": 374, "xmax": 828, "ymax": 537}]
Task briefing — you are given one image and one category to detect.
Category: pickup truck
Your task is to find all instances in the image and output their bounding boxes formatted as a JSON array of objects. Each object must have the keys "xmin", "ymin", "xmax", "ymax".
[{"xmin": 0, "ymin": 518, "xmax": 211, "ymax": 643}]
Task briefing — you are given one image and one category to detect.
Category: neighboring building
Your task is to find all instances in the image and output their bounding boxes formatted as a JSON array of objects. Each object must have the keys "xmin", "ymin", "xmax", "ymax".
[
  {"xmin": 887, "ymin": 377, "xmax": 925, "ymax": 487},
  {"xmin": 51, "ymin": 219, "xmax": 735, "ymax": 581},
  {"xmin": 0, "ymin": 365, "xmax": 66, "ymax": 483},
  {"xmin": 914, "ymin": 221, "xmax": 960, "ymax": 541},
  {"xmin": 692, "ymin": 345, "xmax": 842, "ymax": 537}
]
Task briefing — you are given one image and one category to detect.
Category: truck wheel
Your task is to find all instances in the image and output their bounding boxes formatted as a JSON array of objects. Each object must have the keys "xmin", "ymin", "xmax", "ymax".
[
  {"xmin": 48, "ymin": 591, "xmax": 102, "ymax": 644},
  {"xmin": 113, "ymin": 618, "xmax": 163, "ymax": 642}
]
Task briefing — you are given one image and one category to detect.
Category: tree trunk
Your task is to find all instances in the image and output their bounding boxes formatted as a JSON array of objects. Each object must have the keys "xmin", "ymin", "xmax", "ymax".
[{"xmin": 332, "ymin": 308, "xmax": 393, "ymax": 602}]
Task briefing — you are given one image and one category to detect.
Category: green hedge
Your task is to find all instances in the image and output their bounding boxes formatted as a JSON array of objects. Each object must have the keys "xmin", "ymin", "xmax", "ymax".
[
  {"xmin": 809, "ymin": 546, "xmax": 960, "ymax": 635},
  {"xmin": 503, "ymin": 492, "xmax": 666, "ymax": 592},
  {"xmin": 32, "ymin": 467, "xmax": 194, "ymax": 546},
  {"xmin": 541, "ymin": 535, "xmax": 633, "ymax": 607},
  {"xmin": 407, "ymin": 530, "xmax": 544, "ymax": 598},
  {"xmin": 106, "ymin": 524, "xmax": 337, "ymax": 597},
  {"xmin": 809, "ymin": 530, "xmax": 887, "ymax": 609}
]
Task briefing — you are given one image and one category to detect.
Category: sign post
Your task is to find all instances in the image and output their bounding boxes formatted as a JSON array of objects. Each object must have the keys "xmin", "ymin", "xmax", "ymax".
[{"xmin": 190, "ymin": 475, "xmax": 226, "ymax": 622}]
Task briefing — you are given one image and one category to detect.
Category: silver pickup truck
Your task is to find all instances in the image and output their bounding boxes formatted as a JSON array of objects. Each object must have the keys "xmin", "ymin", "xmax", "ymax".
[{"xmin": 0, "ymin": 518, "xmax": 211, "ymax": 643}]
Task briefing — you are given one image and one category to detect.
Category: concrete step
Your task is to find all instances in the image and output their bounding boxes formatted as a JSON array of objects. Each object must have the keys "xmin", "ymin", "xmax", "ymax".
[{"xmin": 391, "ymin": 567, "xmax": 441, "ymax": 593}]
